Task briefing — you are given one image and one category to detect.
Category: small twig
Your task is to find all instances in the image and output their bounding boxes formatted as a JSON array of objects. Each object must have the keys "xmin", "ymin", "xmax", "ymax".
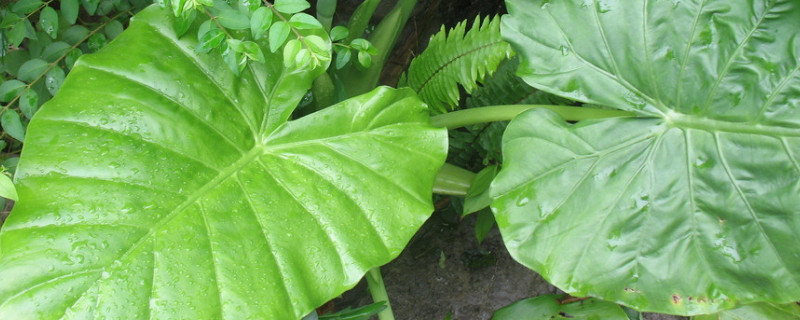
[
  {"xmin": 261, "ymin": 0, "xmax": 323, "ymax": 66},
  {"xmin": 557, "ymin": 296, "xmax": 591, "ymax": 305},
  {"xmin": 19, "ymin": 0, "xmax": 56, "ymax": 22},
  {"xmin": 202, "ymin": 7, "xmax": 234, "ymax": 39},
  {"xmin": 1, "ymin": 10, "xmax": 130, "ymax": 117}
]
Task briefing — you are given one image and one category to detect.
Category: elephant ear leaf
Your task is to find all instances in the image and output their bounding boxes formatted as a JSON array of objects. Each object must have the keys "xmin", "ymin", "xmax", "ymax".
[
  {"xmin": 495, "ymin": 0, "xmax": 800, "ymax": 316},
  {"xmin": 0, "ymin": 5, "xmax": 446, "ymax": 319}
]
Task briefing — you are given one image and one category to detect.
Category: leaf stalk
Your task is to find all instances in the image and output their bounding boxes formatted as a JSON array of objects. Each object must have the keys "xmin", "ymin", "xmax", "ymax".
[
  {"xmin": 430, "ymin": 104, "xmax": 635, "ymax": 129},
  {"xmin": 366, "ymin": 267, "xmax": 395, "ymax": 320}
]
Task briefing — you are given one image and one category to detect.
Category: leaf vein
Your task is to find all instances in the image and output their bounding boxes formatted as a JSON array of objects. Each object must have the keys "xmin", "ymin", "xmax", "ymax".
[
  {"xmin": 713, "ymin": 132, "xmax": 800, "ymax": 289},
  {"xmin": 197, "ymin": 202, "xmax": 225, "ymax": 318},
  {"xmin": 80, "ymin": 66, "xmax": 245, "ymax": 153},
  {"xmin": 700, "ymin": 2, "xmax": 775, "ymax": 114},
  {"xmin": 674, "ymin": 0, "xmax": 709, "ymax": 111},
  {"xmin": 37, "ymin": 118, "xmax": 219, "ymax": 173},
  {"xmin": 142, "ymin": 20, "xmax": 260, "ymax": 136},
  {"xmin": 233, "ymin": 174, "xmax": 295, "ymax": 309}
]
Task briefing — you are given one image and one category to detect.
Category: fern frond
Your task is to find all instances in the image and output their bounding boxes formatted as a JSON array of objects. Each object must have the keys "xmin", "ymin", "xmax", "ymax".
[
  {"xmin": 405, "ymin": 15, "xmax": 512, "ymax": 114},
  {"xmin": 446, "ymin": 58, "xmax": 579, "ymax": 169},
  {"xmin": 466, "ymin": 57, "xmax": 577, "ymax": 108}
]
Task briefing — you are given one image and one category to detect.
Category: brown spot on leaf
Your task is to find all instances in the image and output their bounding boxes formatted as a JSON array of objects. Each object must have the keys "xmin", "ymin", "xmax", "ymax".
[{"xmin": 672, "ymin": 294, "xmax": 681, "ymax": 304}]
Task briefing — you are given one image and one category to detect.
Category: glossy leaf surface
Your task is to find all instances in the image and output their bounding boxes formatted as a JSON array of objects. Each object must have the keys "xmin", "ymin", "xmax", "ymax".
[
  {"xmin": 693, "ymin": 302, "xmax": 800, "ymax": 320},
  {"xmin": 492, "ymin": 294, "xmax": 629, "ymax": 320},
  {"xmin": 495, "ymin": 0, "xmax": 800, "ymax": 315},
  {"xmin": 0, "ymin": 6, "xmax": 446, "ymax": 319}
]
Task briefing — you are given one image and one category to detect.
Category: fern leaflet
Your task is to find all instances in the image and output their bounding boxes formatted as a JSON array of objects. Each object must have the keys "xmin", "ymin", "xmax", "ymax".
[{"xmin": 404, "ymin": 15, "xmax": 512, "ymax": 114}]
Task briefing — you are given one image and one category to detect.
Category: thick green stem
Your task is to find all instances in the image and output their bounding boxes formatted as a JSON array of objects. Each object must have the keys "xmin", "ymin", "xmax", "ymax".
[
  {"xmin": 345, "ymin": 0, "xmax": 381, "ymax": 42},
  {"xmin": 311, "ymin": 72, "xmax": 335, "ymax": 111},
  {"xmin": 341, "ymin": 0, "xmax": 418, "ymax": 96},
  {"xmin": 366, "ymin": 268, "xmax": 395, "ymax": 320},
  {"xmin": 315, "ymin": 0, "xmax": 337, "ymax": 31},
  {"xmin": 433, "ymin": 163, "xmax": 475, "ymax": 196},
  {"xmin": 429, "ymin": 105, "xmax": 635, "ymax": 129}
]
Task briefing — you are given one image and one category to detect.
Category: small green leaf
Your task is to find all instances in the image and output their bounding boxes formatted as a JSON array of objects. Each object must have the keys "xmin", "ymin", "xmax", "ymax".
[
  {"xmin": 216, "ymin": 9, "xmax": 250, "ymax": 30},
  {"xmin": 17, "ymin": 58, "xmax": 49, "ymax": 83},
  {"xmin": 65, "ymin": 48, "xmax": 83, "ymax": 70},
  {"xmin": 22, "ymin": 18, "xmax": 38, "ymax": 40},
  {"xmin": 41, "ymin": 41, "xmax": 72, "ymax": 62},
  {"xmin": 350, "ymin": 38, "xmax": 377, "ymax": 55},
  {"xmin": 3, "ymin": 158, "xmax": 19, "ymax": 174},
  {"xmin": 45, "ymin": 67, "xmax": 66, "ymax": 96},
  {"xmin": 289, "ymin": 13, "xmax": 322, "ymax": 30},
  {"xmin": 318, "ymin": 301, "xmax": 387, "ymax": 320},
  {"xmin": 96, "ymin": 0, "xmax": 114, "ymax": 15},
  {"xmin": 7, "ymin": 20, "xmax": 28, "ymax": 47},
  {"xmin": 173, "ymin": 9, "xmax": 196, "ymax": 38},
  {"xmin": 104, "ymin": 19, "xmax": 125, "ymax": 40},
  {"xmin": 240, "ymin": 41, "xmax": 265, "ymax": 62},
  {"xmin": 37, "ymin": 6, "xmax": 58, "ymax": 39},
  {"xmin": 283, "ymin": 38, "xmax": 302, "ymax": 67},
  {"xmin": 61, "ymin": 0, "xmax": 80, "ymax": 24},
  {"xmin": 226, "ymin": 38, "xmax": 243, "ymax": 50},
  {"xmin": 221, "ymin": 46, "xmax": 246, "ymax": 75},
  {"xmin": 0, "ymin": 174, "xmax": 18, "ymax": 202},
  {"xmin": 19, "ymin": 89, "xmax": 39, "ymax": 119},
  {"xmin": 304, "ymin": 35, "xmax": 329, "ymax": 56},
  {"xmin": 170, "ymin": 0, "xmax": 188, "ymax": 16},
  {"xmin": 1, "ymin": 49, "xmax": 31, "ymax": 77},
  {"xmin": 81, "ymin": 0, "xmax": 101, "ymax": 15},
  {"xmin": 63, "ymin": 25, "xmax": 90, "ymax": 45},
  {"xmin": 356, "ymin": 50, "xmax": 371, "ymax": 69},
  {"xmin": 269, "ymin": 20, "xmax": 291, "ymax": 52},
  {"xmin": 330, "ymin": 26, "xmax": 349, "ymax": 42},
  {"xmin": 474, "ymin": 210, "xmax": 495, "ymax": 244},
  {"xmin": 273, "ymin": 0, "xmax": 310, "ymax": 14},
  {"xmin": 0, "ymin": 80, "xmax": 26, "ymax": 103},
  {"xmin": 87, "ymin": 33, "xmax": 107, "ymax": 52},
  {"xmin": 250, "ymin": 6, "xmax": 273, "ymax": 39},
  {"xmin": 295, "ymin": 48, "xmax": 312, "ymax": 66},
  {"xmin": 240, "ymin": 0, "xmax": 260, "ymax": 13},
  {"xmin": 27, "ymin": 30, "xmax": 50, "ymax": 57},
  {"xmin": 464, "ymin": 165, "xmax": 498, "ymax": 215},
  {"xmin": 197, "ymin": 28, "xmax": 225, "ymax": 53},
  {"xmin": 11, "ymin": 0, "xmax": 43, "ymax": 14},
  {"xmin": 1, "ymin": 111, "xmax": 26, "ymax": 142},
  {"xmin": 334, "ymin": 46, "xmax": 351, "ymax": 69},
  {"xmin": 1, "ymin": 12, "xmax": 23, "ymax": 28}
]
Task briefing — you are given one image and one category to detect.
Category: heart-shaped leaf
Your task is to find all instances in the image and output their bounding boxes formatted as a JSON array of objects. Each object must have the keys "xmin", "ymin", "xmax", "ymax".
[
  {"xmin": 492, "ymin": 294, "xmax": 629, "ymax": 320},
  {"xmin": 693, "ymin": 302, "xmax": 800, "ymax": 320},
  {"xmin": 495, "ymin": 0, "xmax": 800, "ymax": 315},
  {"xmin": 0, "ymin": 6, "xmax": 446, "ymax": 319}
]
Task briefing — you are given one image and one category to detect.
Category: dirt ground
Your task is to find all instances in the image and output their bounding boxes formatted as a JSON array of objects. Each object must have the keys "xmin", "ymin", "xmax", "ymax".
[{"xmin": 333, "ymin": 210, "xmax": 687, "ymax": 320}]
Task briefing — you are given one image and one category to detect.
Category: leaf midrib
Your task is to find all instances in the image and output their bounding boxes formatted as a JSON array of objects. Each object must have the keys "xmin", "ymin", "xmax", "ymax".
[
  {"xmin": 108, "ymin": 145, "xmax": 266, "ymax": 276},
  {"xmin": 665, "ymin": 111, "xmax": 800, "ymax": 137}
]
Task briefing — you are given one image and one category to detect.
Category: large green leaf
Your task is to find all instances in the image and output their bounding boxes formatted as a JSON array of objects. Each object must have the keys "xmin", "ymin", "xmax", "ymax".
[
  {"xmin": 693, "ymin": 302, "xmax": 800, "ymax": 320},
  {"xmin": 494, "ymin": 0, "xmax": 800, "ymax": 316},
  {"xmin": 0, "ymin": 6, "xmax": 447, "ymax": 319},
  {"xmin": 492, "ymin": 294, "xmax": 629, "ymax": 320}
]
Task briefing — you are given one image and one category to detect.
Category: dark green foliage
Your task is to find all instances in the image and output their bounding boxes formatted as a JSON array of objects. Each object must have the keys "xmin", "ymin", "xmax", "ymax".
[
  {"xmin": 447, "ymin": 58, "xmax": 578, "ymax": 170},
  {"xmin": 0, "ymin": 0, "xmax": 148, "ymax": 151},
  {"xmin": 404, "ymin": 15, "xmax": 512, "ymax": 114}
]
